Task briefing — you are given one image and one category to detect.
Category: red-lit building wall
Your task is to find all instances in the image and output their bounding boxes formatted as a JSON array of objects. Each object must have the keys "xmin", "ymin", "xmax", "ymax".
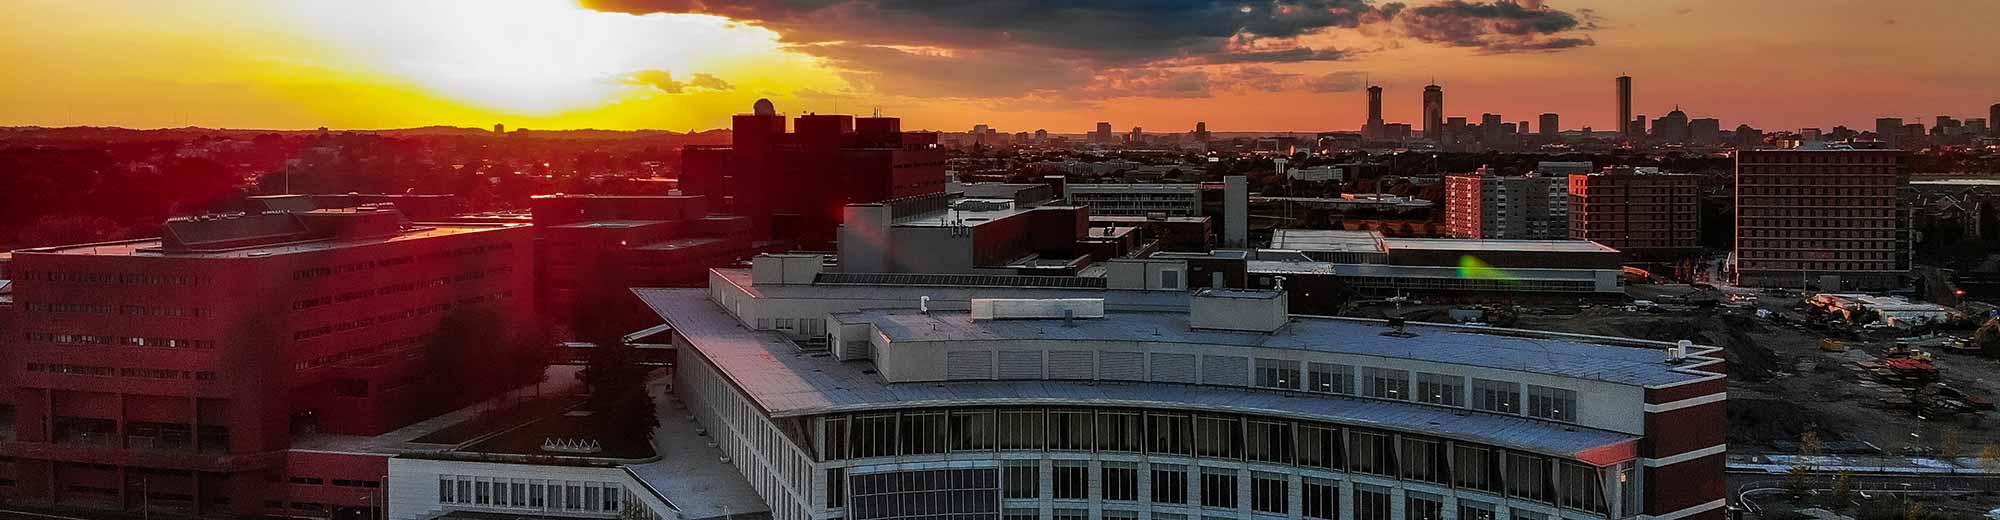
[{"xmin": 0, "ymin": 224, "xmax": 532, "ymax": 516}]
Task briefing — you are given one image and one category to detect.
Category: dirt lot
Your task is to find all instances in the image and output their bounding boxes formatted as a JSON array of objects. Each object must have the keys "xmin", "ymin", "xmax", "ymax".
[{"xmin": 1354, "ymin": 286, "xmax": 2000, "ymax": 456}]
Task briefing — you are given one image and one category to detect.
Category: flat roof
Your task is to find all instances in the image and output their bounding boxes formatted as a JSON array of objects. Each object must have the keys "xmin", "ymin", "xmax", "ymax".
[
  {"xmin": 16, "ymin": 223, "xmax": 524, "ymax": 258},
  {"xmin": 1089, "ymin": 215, "xmax": 1211, "ymax": 223},
  {"xmin": 1912, "ymin": 178, "xmax": 2000, "ymax": 186},
  {"xmin": 635, "ymin": 237, "xmax": 727, "ymax": 251},
  {"xmin": 1334, "ymin": 263, "xmax": 1611, "ymax": 281},
  {"xmin": 893, "ymin": 198, "xmax": 1044, "ymax": 228},
  {"xmin": 711, "ymin": 268, "xmax": 1184, "ymax": 309},
  {"xmin": 638, "ymin": 290, "xmax": 1651, "ymax": 460},
  {"xmin": 1269, "ymin": 229, "xmax": 1387, "ymax": 254},
  {"xmin": 1384, "ymin": 238, "xmax": 1621, "ymax": 254}
]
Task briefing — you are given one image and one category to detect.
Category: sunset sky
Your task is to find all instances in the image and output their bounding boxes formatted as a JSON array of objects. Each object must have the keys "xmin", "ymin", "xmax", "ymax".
[{"xmin": 1, "ymin": 0, "xmax": 1994, "ymax": 133}]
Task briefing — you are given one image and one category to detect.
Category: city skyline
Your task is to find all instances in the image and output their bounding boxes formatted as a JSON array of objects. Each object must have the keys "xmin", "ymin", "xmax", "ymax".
[{"xmin": 0, "ymin": 0, "xmax": 1996, "ymax": 133}]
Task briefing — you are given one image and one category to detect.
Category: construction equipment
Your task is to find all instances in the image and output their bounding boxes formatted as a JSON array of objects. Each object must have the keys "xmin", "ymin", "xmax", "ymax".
[{"xmin": 1819, "ymin": 338, "xmax": 1850, "ymax": 352}]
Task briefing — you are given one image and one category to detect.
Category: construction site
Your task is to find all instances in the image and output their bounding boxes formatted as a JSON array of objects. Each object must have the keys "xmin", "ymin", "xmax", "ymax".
[{"xmin": 1359, "ymin": 283, "xmax": 2000, "ymax": 459}]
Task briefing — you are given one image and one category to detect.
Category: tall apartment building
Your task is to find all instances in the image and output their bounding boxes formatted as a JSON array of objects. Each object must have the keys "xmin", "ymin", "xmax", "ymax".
[
  {"xmin": 0, "ymin": 208, "xmax": 535, "ymax": 516},
  {"xmin": 1569, "ymin": 168, "xmax": 1700, "ymax": 257},
  {"xmin": 1445, "ymin": 169, "xmax": 1570, "ymax": 239},
  {"xmin": 1735, "ymin": 149, "xmax": 1908, "ymax": 290},
  {"xmin": 634, "ymin": 254, "xmax": 1727, "ymax": 520}
]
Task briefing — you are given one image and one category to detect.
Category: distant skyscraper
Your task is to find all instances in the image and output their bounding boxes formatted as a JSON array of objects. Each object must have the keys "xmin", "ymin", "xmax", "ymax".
[
  {"xmin": 1480, "ymin": 113, "xmax": 1504, "ymax": 147},
  {"xmin": 1875, "ymin": 117, "xmax": 1903, "ymax": 142},
  {"xmin": 1517, "ymin": 120, "xmax": 1530, "ymax": 135},
  {"xmin": 1616, "ymin": 75, "xmax": 1633, "ymax": 138},
  {"xmin": 1653, "ymin": 107, "xmax": 1690, "ymax": 143},
  {"xmin": 493, "ymin": 123, "xmax": 505, "ymax": 134},
  {"xmin": 1422, "ymin": 84, "xmax": 1444, "ymax": 140},
  {"xmin": 1094, "ymin": 121, "xmax": 1113, "ymax": 144},
  {"xmin": 1539, "ymin": 113, "xmax": 1559, "ymax": 136},
  {"xmin": 1991, "ymin": 103, "xmax": 1999, "ymax": 136},
  {"xmin": 1193, "ymin": 121, "xmax": 1211, "ymax": 142},
  {"xmin": 1364, "ymin": 85, "xmax": 1385, "ymax": 139}
]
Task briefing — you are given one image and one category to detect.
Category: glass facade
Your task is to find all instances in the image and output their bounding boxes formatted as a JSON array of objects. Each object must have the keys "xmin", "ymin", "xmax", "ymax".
[{"xmin": 819, "ymin": 405, "xmax": 1622, "ymax": 519}]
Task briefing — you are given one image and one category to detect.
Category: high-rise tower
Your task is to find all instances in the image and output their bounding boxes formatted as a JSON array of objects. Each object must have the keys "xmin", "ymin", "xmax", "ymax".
[
  {"xmin": 1616, "ymin": 75, "xmax": 1633, "ymax": 138},
  {"xmin": 1422, "ymin": 83, "xmax": 1444, "ymax": 141},
  {"xmin": 1365, "ymin": 85, "xmax": 1385, "ymax": 139}
]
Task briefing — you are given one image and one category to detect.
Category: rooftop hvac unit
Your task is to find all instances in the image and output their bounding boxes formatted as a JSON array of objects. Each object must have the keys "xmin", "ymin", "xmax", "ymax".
[{"xmin": 970, "ymin": 298, "xmax": 1105, "ymax": 320}]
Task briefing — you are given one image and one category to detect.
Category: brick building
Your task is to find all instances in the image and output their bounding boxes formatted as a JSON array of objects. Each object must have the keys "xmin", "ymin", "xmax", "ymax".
[
  {"xmin": 0, "ymin": 208, "xmax": 534, "ymax": 517},
  {"xmin": 1568, "ymin": 168, "xmax": 1700, "ymax": 259},
  {"xmin": 1734, "ymin": 149, "xmax": 1909, "ymax": 290}
]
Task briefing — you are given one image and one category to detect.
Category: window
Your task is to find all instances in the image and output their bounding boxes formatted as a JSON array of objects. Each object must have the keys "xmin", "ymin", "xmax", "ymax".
[
  {"xmin": 1049, "ymin": 411, "xmax": 1094, "ymax": 451},
  {"xmin": 1246, "ymin": 420, "xmax": 1293, "ymax": 464},
  {"xmin": 1003, "ymin": 508, "xmax": 1039, "ymax": 520},
  {"xmin": 1053, "ymin": 509, "xmax": 1088, "ymax": 520},
  {"xmin": 1002, "ymin": 463, "xmax": 1039, "ymax": 499},
  {"xmin": 1619, "ymin": 461, "xmax": 1640, "ymax": 518},
  {"xmin": 1461, "ymin": 501, "xmax": 1498, "ymax": 520},
  {"xmin": 1473, "ymin": 379, "xmax": 1521, "ymax": 414},
  {"xmin": 1509, "ymin": 452, "xmax": 1552, "ymax": 502},
  {"xmin": 1255, "ymin": 359, "xmax": 1301, "ymax": 390},
  {"xmin": 1354, "ymin": 485, "xmax": 1392, "ymax": 520},
  {"xmin": 1298, "ymin": 424, "xmax": 1341, "ymax": 469},
  {"xmin": 850, "ymin": 414, "xmax": 897, "ymax": 458},
  {"xmin": 1162, "ymin": 270, "xmax": 1182, "ymax": 289},
  {"xmin": 1415, "ymin": 373, "xmax": 1464, "ymax": 406},
  {"xmin": 439, "ymin": 477, "xmax": 454, "ymax": 503},
  {"xmin": 1195, "ymin": 415, "xmax": 1241, "ymax": 459},
  {"xmin": 1347, "ymin": 430, "xmax": 1393, "ymax": 476},
  {"xmin": 899, "ymin": 412, "xmax": 947, "ymax": 455},
  {"xmin": 1102, "ymin": 463, "xmax": 1138, "ymax": 501},
  {"xmin": 1052, "ymin": 462, "xmax": 1089, "ymax": 500},
  {"xmin": 950, "ymin": 410, "xmax": 994, "ymax": 451},
  {"xmin": 1559, "ymin": 461, "xmax": 1608, "ymax": 513},
  {"xmin": 1097, "ymin": 412, "xmax": 1142, "ymax": 452},
  {"xmin": 1408, "ymin": 492, "xmax": 1445, "ymax": 520},
  {"xmin": 1302, "ymin": 478, "xmax": 1338, "ymax": 519},
  {"xmin": 1149, "ymin": 412, "xmax": 1192, "ymax": 455},
  {"xmin": 998, "ymin": 410, "xmax": 1044, "ymax": 450},
  {"xmin": 1250, "ymin": 472, "xmax": 1287, "ymax": 514},
  {"xmin": 1363, "ymin": 367, "xmax": 1408, "ymax": 400},
  {"xmin": 1454, "ymin": 444, "xmax": 1503, "ymax": 493},
  {"xmin": 827, "ymin": 468, "xmax": 846, "ymax": 508},
  {"xmin": 1199, "ymin": 468, "xmax": 1237, "ymax": 509},
  {"xmin": 1528, "ymin": 385, "xmax": 1577, "ymax": 422},
  {"xmin": 1152, "ymin": 465, "xmax": 1188, "ymax": 504},
  {"xmin": 1400, "ymin": 436, "xmax": 1448, "ymax": 484},
  {"xmin": 823, "ymin": 418, "xmax": 849, "ymax": 460},
  {"xmin": 1307, "ymin": 362, "xmax": 1354, "ymax": 394}
]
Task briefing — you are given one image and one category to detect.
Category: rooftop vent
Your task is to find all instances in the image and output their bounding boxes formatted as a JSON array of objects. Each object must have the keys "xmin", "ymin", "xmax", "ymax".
[{"xmin": 1667, "ymin": 339, "xmax": 1692, "ymax": 364}]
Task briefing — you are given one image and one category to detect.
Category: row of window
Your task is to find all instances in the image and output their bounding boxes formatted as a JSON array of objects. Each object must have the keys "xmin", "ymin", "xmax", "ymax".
[
  {"xmin": 294, "ymin": 334, "xmax": 430, "ymax": 372},
  {"xmin": 1252, "ymin": 361, "xmax": 1574, "ymax": 422},
  {"xmin": 820, "ymin": 408, "xmax": 1603, "ymax": 510},
  {"xmin": 27, "ymin": 272, "xmax": 196, "ymax": 286},
  {"xmin": 291, "ymin": 289, "xmax": 525, "ymax": 341},
  {"xmin": 25, "ymin": 363, "xmax": 215, "ymax": 381},
  {"xmin": 437, "ymin": 475, "xmax": 654, "ymax": 519},
  {"xmin": 23, "ymin": 302, "xmax": 213, "ymax": 318},
  {"xmin": 286, "ymin": 476, "xmax": 380, "ymax": 488},
  {"xmin": 291, "ymin": 266, "xmax": 515, "ymax": 310},
  {"xmin": 289, "ymin": 241, "xmax": 517, "ymax": 281},
  {"xmin": 24, "ymin": 332, "xmax": 216, "ymax": 349},
  {"xmin": 847, "ymin": 463, "xmax": 1620, "ymax": 519}
]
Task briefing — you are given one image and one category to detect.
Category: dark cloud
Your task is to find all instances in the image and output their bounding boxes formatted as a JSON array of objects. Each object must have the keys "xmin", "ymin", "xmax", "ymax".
[
  {"xmin": 586, "ymin": 0, "xmax": 1596, "ymax": 99},
  {"xmin": 626, "ymin": 70, "xmax": 733, "ymax": 94},
  {"xmin": 1395, "ymin": 0, "xmax": 1597, "ymax": 53},
  {"xmin": 583, "ymin": 0, "xmax": 1381, "ymax": 66}
]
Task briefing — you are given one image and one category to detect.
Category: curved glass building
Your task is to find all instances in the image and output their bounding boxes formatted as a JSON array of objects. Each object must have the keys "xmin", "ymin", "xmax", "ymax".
[{"xmin": 639, "ymin": 256, "xmax": 1727, "ymax": 520}]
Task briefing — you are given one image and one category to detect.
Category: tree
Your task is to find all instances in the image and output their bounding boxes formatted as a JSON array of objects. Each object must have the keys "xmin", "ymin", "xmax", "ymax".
[
  {"xmin": 583, "ymin": 331, "xmax": 659, "ymax": 443},
  {"xmin": 1941, "ymin": 431, "xmax": 1962, "ymax": 459},
  {"xmin": 1787, "ymin": 431, "xmax": 1824, "ymax": 496},
  {"xmin": 1980, "ymin": 444, "xmax": 2000, "ymax": 470}
]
